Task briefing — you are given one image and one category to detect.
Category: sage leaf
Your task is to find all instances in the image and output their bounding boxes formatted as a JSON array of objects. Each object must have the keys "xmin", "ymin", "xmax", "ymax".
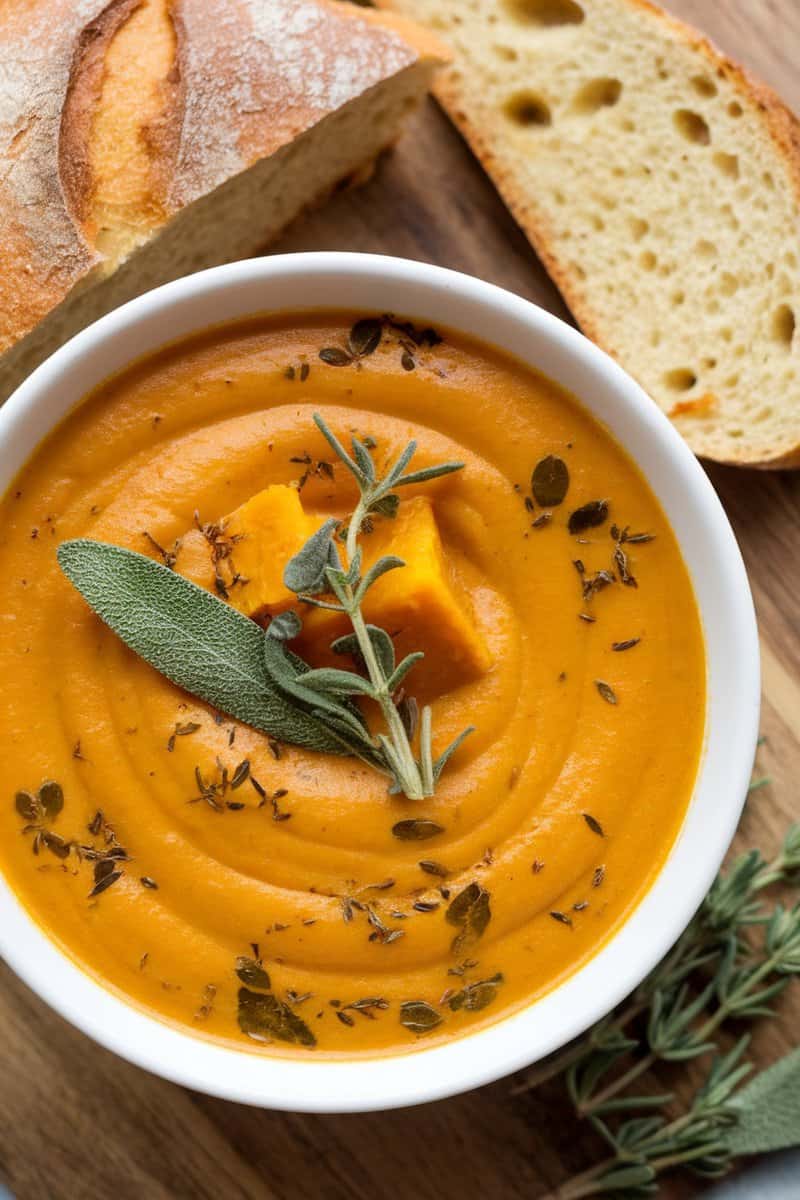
[
  {"xmin": 532, "ymin": 455, "xmax": 570, "ymax": 507},
  {"xmin": 385, "ymin": 652, "xmax": 424, "ymax": 694},
  {"xmin": 57, "ymin": 540, "xmax": 345, "ymax": 755},
  {"xmin": 332, "ymin": 625, "xmax": 396, "ymax": 676},
  {"xmin": 347, "ymin": 317, "xmax": 383, "ymax": 358},
  {"xmin": 283, "ymin": 518, "xmax": 339, "ymax": 595},
  {"xmin": 446, "ymin": 882, "xmax": 491, "ymax": 953},
  {"xmin": 399, "ymin": 1000, "xmax": 443, "ymax": 1035},
  {"xmin": 268, "ymin": 610, "xmax": 302, "ymax": 641},
  {"xmin": 295, "ymin": 667, "xmax": 376, "ymax": 697},
  {"xmin": 724, "ymin": 1045, "xmax": 800, "ymax": 1156},
  {"xmin": 237, "ymin": 987, "xmax": 316, "ymax": 1047},
  {"xmin": 262, "ymin": 635, "xmax": 374, "ymax": 744},
  {"xmin": 235, "ymin": 956, "xmax": 271, "ymax": 990},
  {"xmin": 448, "ymin": 973, "xmax": 504, "ymax": 1013},
  {"xmin": 568, "ymin": 499, "xmax": 609, "ymax": 535}
]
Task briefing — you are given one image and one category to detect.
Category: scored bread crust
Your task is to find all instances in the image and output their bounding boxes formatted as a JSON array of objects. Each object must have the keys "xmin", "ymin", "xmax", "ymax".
[
  {"xmin": 377, "ymin": 0, "xmax": 800, "ymax": 469},
  {"xmin": 0, "ymin": 0, "xmax": 444, "ymax": 365}
]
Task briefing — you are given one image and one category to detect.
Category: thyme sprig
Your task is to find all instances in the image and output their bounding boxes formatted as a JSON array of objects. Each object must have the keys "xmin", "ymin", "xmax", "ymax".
[
  {"xmin": 263, "ymin": 414, "xmax": 474, "ymax": 800},
  {"xmin": 518, "ymin": 821, "xmax": 800, "ymax": 1198}
]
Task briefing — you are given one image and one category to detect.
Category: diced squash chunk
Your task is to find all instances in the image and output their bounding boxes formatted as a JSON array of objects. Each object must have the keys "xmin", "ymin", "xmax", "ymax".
[
  {"xmin": 301, "ymin": 496, "xmax": 492, "ymax": 693},
  {"xmin": 222, "ymin": 485, "xmax": 319, "ymax": 621}
]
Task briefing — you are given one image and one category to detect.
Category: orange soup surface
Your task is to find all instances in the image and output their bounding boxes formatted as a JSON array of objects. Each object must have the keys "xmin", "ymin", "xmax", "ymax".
[{"xmin": 0, "ymin": 314, "xmax": 705, "ymax": 1056}]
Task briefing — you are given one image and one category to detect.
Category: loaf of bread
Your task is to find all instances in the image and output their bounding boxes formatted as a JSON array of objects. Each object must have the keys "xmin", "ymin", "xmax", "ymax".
[
  {"xmin": 378, "ymin": 0, "xmax": 800, "ymax": 467},
  {"xmin": 0, "ymin": 0, "xmax": 443, "ymax": 400}
]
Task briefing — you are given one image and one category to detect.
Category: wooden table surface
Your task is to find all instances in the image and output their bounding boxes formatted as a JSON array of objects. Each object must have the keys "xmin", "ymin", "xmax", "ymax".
[{"xmin": 1, "ymin": 2, "xmax": 799, "ymax": 1197}]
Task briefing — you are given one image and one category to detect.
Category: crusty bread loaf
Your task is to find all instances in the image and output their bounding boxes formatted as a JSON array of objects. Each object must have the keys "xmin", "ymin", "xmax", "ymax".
[
  {"xmin": 0, "ymin": 0, "xmax": 444, "ymax": 401},
  {"xmin": 377, "ymin": 0, "xmax": 800, "ymax": 468}
]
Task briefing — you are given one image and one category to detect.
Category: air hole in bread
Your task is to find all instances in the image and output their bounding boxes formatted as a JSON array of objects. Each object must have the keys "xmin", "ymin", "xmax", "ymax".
[
  {"xmin": 572, "ymin": 77, "xmax": 623, "ymax": 115},
  {"xmin": 494, "ymin": 44, "xmax": 519, "ymax": 61},
  {"xmin": 629, "ymin": 217, "xmax": 649, "ymax": 240},
  {"xmin": 713, "ymin": 151, "xmax": 739, "ymax": 179},
  {"xmin": 786, "ymin": 252, "xmax": 798, "ymax": 269},
  {"xmin": 763, "ymin": 172, "xmax": 776, "ymax": 191},
  {"xmin": 701, "ymin": 356, "xmax": 717, "ymax": 370},
  {"xmin": 502, "ymin": 0, "xmax": 584, "ymax": 25},
  {"xmin": 504, "ymin": 91, "xmax": 552, "ymax": 126},
  {"xmin": 691, "ymin": 75, "xmax": 718, "ymax": 98},
  {"xmin": 728, "ymin": 101, "xmax": 744, "ymax": 117},
  {"xmin": 592, "ymin": 214, "xmax": 605, "ymax": 231},
  {"xmin": 672, "ymin": 290, "xmax": 685, "ymax": 306},
  {"xmin": 621, "ymin": 118, "xmax": 636, "ymax": 133},
  {"xmin": 674, "ymin": 109, "xmax": 711, "ymax": 145},
  {"xmin": 650, "ymin": 330, "xmax": 661, "ymax": 347},
  {"xmin": 754, "ymin": 406, "xmax": 774, "ymax": 423},
  {"xmin": 665, "ymin": 368, "xmax": 697, "ymax": 392},
  {"xmin": 720, "ymin": 328, "xmax": 733, "ymax": 343},
  {"xmin": 640, "ymin": 250, "xmax": 657, "ymax": 271},
  {"xmin": 720, "ymin": 272, "xmax": 739, "ymax": 297},
  {"xmin": 772, "ymin": 304, "xmax": 796, "ymax": 350},
  {"xmin": 696, "ymin": 239, "xmax": 717, "ymax": 259}
]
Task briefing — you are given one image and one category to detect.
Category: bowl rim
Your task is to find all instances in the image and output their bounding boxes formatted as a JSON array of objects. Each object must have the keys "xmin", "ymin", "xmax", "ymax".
[{"xmin": 0, "ymin": 252, "xmax": 760, "ymax": 1111}]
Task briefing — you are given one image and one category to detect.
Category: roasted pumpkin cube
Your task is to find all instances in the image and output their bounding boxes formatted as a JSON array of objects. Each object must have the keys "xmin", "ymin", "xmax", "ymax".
[
  {"xmin": 301, "ymin": 496, "xmax": 491, "ymax": 691},
  {"xmin": 221, "ymin": 485, "xmax": 318, "ymax": 621}
]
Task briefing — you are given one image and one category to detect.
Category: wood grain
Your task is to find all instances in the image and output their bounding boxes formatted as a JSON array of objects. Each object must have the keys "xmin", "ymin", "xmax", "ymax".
[{"xmin": 1, "ymin": 2, "xmax": 798, "ymax": 1197}]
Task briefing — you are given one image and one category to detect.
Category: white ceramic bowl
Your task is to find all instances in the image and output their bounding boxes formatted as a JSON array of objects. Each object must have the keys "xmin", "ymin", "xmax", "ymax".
[{"xmin": 0, "ymin": 253, "xmax": 759, "ymax": 1112}]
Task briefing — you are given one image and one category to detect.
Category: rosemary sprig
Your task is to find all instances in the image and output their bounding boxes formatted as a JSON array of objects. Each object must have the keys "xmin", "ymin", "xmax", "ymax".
[
  {"xmin": 522, "ymin": 821, "xmax": 800, "ymax": 1199},
  {"xmin": 262, "ymin": 414, "xmax": 474, "ymax": 800}
]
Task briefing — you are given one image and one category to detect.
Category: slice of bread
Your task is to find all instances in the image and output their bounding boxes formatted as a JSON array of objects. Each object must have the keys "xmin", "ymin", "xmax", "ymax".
[
  {"xmin": 377, "ymin": 0, "xmax": 800, "ymax": 467},
  {"xmin": 0, "ymin": 0, "xmax": 444, "ymax": 401}
]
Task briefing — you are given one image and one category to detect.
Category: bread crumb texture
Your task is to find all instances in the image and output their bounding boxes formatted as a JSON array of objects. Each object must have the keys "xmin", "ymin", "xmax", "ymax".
[{"xmin": 379, "ymin": 0, "xmax": 800, "ymax": 466}]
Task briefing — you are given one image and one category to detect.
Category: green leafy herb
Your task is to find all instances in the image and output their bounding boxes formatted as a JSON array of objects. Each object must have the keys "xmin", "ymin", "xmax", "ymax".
[
  {"xmin": 569, "ymin": 500, "xmax": 609, "ymax": 535},
  {"xmin": 237, "ymin": 987, "xmax": 316, "ymax": 1047},
  {"xmin": 595, "ymin": 680, "xmax": 618, "ymax": 705},
  {"xmin": 446, "ymin": 882, "xmax": 491, "ymax": 953},
  {"xmin": 399, "ymin": 1000, "xmax": 443, "ymax": 1035},
  {"xmin": 392, "ymin": 818, "xmax": 445, "ymax": 841},
  {"xmin": 263, "ymin": 413, "xmax": 473, "ymax": 800},
  {"xmin": 532, "ymin": 456, "xmax": 570, "ymax": 507},
  {"xmin": 516, "ymin": 820, "xmax": 800, "ymax": 1197},
  {"xmin": 235, "ymin": 956, "xmax": 271, "ymax": 989},
  {"xmin": 449, "ymin": 972, "xmax": 504, "ymax": 1013},
  {"xmin": 56, "ymin": 540, "xmax": 347, "ymax": 756}
]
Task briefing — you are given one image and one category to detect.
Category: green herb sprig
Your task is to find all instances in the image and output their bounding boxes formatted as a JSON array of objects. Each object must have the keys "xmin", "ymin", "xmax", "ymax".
[
  {"xmin": 518, "ymin": 820, "xmax": 800, "ymax": 1198},
  {"xmin": 262, "ymin": 414, "xmax": 474, "ymax": 800}
]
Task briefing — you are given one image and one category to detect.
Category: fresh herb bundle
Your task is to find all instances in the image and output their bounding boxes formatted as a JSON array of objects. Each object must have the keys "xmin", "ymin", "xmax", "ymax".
[
  {"xmin": 518, "ymin": 819, "xmax": 800, "ymax": 1198},
  {"xmin": 57, "ymin": 414, "xmax": 474, "ymax": 800},
  {"xmin": 261, "ymin": 413, "xmax": 474, "ymax": 799}
]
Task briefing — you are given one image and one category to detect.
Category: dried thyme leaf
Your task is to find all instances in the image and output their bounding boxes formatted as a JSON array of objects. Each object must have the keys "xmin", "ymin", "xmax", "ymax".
[
  {"xmin": 448, "ymin": 972, "xmax": 504, "ymax": 1013},
  {"xmin": 550, "ymin": 910, "xmax": 573, "ymax": 927},
  {"xmin": 88, "ymin": 869, "xmax": 122, "ymax": 899},
  {"xmin": 532, "ymin": 456, "xmax": 570, "ymax": 507},
  {"xmin": 391, "ymin": 819, "xmax": 445, "ymax": 841},
  {"xmin": 237, "ymin": 987, "xmax": 316, "ymax": 1047},
  {"xmin": 42, "ymin": 831, "xmax": 70, "ymax": 859},
  {"xmin": 568, "ymin": 500, "xmax": 609, "ymax": 535},
  {"xmin": 38, "ymin": 781, "xmax": 63, "ymax": 821},
  {"xmin": 347, "ymin": 318, "xmax": 383, "ymax": 358},
  {"xmin": 15, "ymin": 791, "xmax": 39, "ymax": 822},
  {"xmin": 140, "ymin": 876, "xmax": 158, "ymax": 890},
  {"xmin": 399, "ymin": 1000, "xmax": 443, "ymax": 1035},
  {"xmin": 419, "ymin": 860, "xmax": 449, "ymax": 878},
  {"xmin": 583, "ymin": 813, "xmax": 605, "ymax": 837},
  {"xmin": 593, "ymin": 865, "xmax": 606, "ymax": 887},
  {"xmin": 446, "ymin": 882, "xmax": 491, "ymax": 953},
  {"xmin": 235, "ymin": 956, "xmax": 271, "ymax": 990},
  {"xmin": 318, "ymin": 347, "xmax": 352, "ymax": 367},
  {"xmin": 595, "ymin": 680, "xmax": 618, "ymax": 705},
  {"xmin": 612, "ymin": 638, "xmax": 641, "ymax": 652}
]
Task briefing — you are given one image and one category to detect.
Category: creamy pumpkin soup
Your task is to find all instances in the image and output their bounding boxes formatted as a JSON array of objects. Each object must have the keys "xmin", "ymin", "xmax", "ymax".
[{"xmin": 0, "ymin": 314, "xmax": 705, "ymax": 1055}]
